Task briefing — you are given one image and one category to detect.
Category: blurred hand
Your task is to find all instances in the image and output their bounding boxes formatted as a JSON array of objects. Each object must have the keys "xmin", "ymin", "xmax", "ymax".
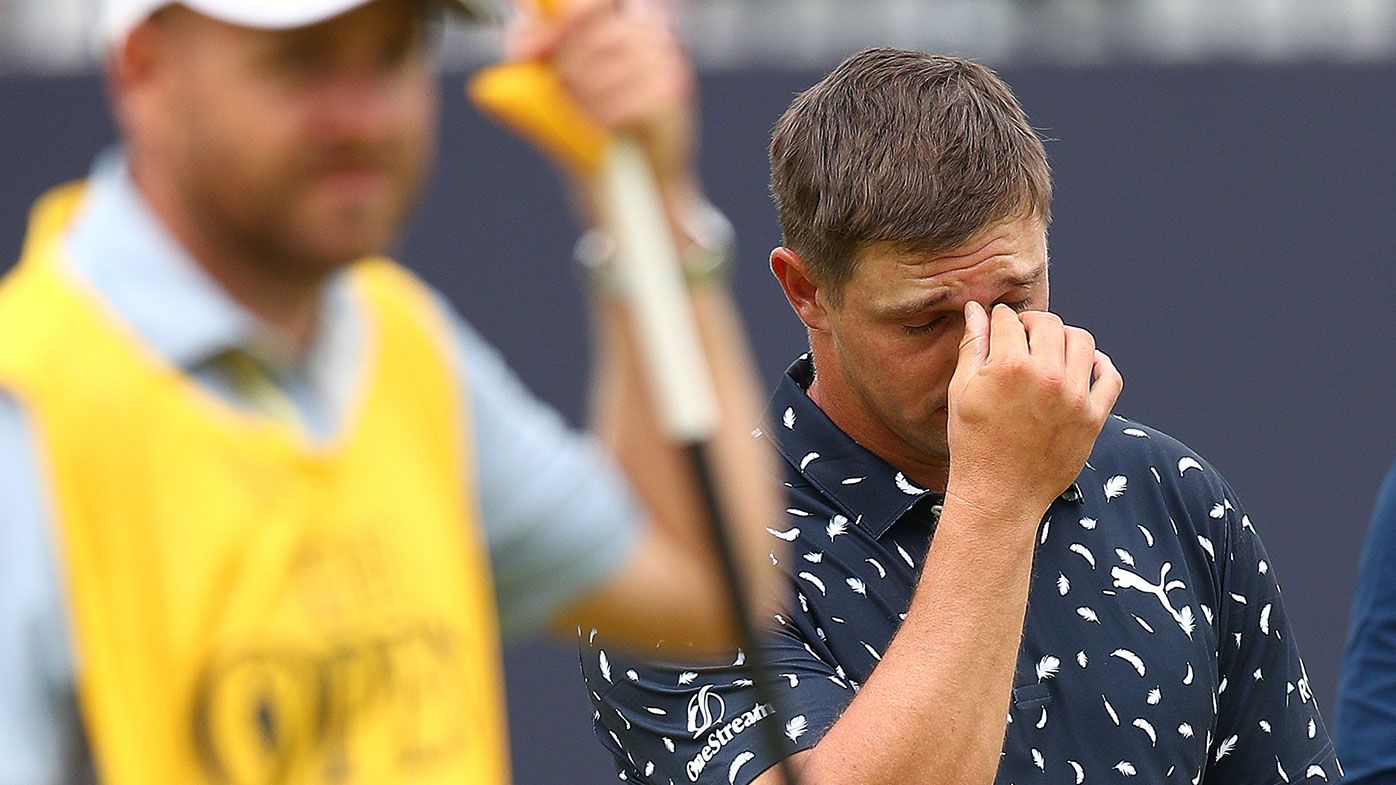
[
  {"xmin": 508, "ymin": 0, "xmax": 699, "ymax": 204},
  {"xmin": 946, "ymin": 303, "xmax": 1122, "ymax": 523}
]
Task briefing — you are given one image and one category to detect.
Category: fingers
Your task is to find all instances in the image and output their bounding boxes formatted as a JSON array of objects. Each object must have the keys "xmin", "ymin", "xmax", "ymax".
[
  {"xmin": 505, "ymin": 0, "xmax": 633, "ymax": 61},
  {"xmin": 1088, "ymin": 349, "xmax": 1123, "ymax": 416},
  {"xmin": 554, "ymin": 25, "xmax": 689, "ymax": 130},
  {"xmin": 956, "ymin": 300, "xmax": 990, "ymax": 372},
  {"xmin": 554, "ymin": 0, "xmax": 624, "ymax": 32},
  {"xmin": 503, "ymin": 20, "xmax": 554, "ymax": 60},
  {"xmin": 1022, "ymin": 312, "xmax": 1112, "ymax": 413},
  {"xmin": 960, "ymin": 306, "xmax": 1115, "ymax": 417},
  {"xmin": 1063, "ymin": 324, "xmax": 1096, "ymax": 396},
  {"xmin": 525, "ymin": 0, "xmax": 686, "ymax": 132},
  {"xmin": 986, "ymin": 303, "xmax": 1029, "ymax": 363},
  {"xmin": 1021, "ymin": 310, "xmax": 1065, "ymax": 368}
]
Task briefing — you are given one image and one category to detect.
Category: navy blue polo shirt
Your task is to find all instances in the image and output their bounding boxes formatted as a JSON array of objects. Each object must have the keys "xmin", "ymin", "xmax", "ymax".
[{"xmin": 581, "ymin": 355, "xmax": 1340, "ymax": 785}]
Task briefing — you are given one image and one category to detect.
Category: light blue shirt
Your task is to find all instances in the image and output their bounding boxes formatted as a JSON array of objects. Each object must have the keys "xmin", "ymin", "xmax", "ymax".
[{"xmin": 0, "ymin": 152, "xmax": 642, "ymax": 784}]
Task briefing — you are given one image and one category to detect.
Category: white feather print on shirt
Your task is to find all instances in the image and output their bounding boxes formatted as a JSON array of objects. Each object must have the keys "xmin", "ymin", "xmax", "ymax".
[
  {"xmin": 865, "ymin": 558, "xmax": 886, "ymax": 578},
  {"xmin": 1111, "ymin": 649, "xmax": 1147, "ymax": 676},
  {"xmin": 1213, "ymin": 735, "xmax": 1238, "ymax": 762},
  {"xmin": 728, "ymin": 751, "xmax": 755, "ymax": 784},
  {"xmin": 894, "ymin": 472, "xmax": 925, "ymax": 495}
]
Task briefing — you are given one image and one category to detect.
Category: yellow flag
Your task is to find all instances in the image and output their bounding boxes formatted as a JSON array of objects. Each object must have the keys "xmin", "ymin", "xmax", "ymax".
[{"xmin": 467, "ymin": 0, "xmax": 610, "ymax": 173}]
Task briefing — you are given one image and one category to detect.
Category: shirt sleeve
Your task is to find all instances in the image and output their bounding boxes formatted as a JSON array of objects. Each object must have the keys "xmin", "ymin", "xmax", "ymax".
[
  {"xmin": 1334, "ymin": 459, "xmax": 1396, "ymax": 783},
  {"xmin": 444, "ymin": 305, "xmax": 644, "ymax": 641},
  {"xmin": 581, "ymin": 612, "xmax": 853, "ymax": 785},
  {"xmin": 1205, "ymin": 479, "xmax": 1341, "ymax": 784},
  {"xmin": 0, "ymin": 391, "xmax": 86, "ymax": 785}
]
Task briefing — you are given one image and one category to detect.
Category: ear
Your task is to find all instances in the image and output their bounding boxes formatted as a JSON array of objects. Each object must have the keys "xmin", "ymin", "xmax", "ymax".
[
  {"xmin": 106, "ymin": 16, "xmax": 173, "ymax": 143},
  {"xmin": 770, "ymin": 246, "xmax": 831, "ymax": 332}
]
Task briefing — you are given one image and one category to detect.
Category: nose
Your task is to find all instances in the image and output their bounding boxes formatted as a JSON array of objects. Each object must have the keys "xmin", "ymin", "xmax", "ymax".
[{"xmin": 312, "ymin": 67, "xmax": 407, "ymax": 143}]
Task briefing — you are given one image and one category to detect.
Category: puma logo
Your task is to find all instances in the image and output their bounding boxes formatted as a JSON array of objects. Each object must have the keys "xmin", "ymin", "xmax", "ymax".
[{"xmin": 1110, "ymin": 562, "xmax": 1196, "ymax": 638}]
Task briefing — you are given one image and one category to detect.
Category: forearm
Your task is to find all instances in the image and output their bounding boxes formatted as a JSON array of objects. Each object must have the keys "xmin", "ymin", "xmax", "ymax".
[
  {"xmin": 793, "ymin": 494, "xmax": 1042, "ymax": 785},
  {"xmin": 585, "ymin": 211, "xmax": 782, "ymax": 647}
]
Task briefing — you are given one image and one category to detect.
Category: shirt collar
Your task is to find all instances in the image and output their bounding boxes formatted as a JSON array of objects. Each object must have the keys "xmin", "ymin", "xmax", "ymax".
[
  {"xmin": 765, "ymin": 354, "xmax": 1082, "ymax": 540},
  {"xmin": 61, "ymin": 149, "xmax": 341, "ymax": 374}
]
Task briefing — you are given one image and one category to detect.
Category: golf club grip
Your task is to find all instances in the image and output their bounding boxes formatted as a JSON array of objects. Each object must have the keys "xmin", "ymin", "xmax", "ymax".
[{"xmin": 600, "ymin": 137, "xmax": 720, "ymax": 442}]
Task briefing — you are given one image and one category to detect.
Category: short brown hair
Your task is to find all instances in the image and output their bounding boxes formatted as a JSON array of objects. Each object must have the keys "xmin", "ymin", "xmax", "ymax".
[{"xmin": 769, "ymin": 48, "xmax": 1051, "ymax": 295}]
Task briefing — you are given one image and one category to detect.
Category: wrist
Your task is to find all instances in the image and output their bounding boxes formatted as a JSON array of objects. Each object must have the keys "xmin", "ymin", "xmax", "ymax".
[
  {"xmin": 576, "ymin": 199, "xmax": 736, "ymax": 294},
  {"xmin": 940, "ymin": 481, "xmax": 1049, "ymax": 536},
  {"xmin": 655, "ymin": 172, "xmax": 703, "ymax": 224}
]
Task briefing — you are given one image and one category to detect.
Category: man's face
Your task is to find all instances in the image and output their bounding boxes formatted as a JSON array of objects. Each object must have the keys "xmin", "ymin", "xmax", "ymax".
[
  {"xmin": 812, "ymin": 215, "xmax": 1050, "ymax": 466},
  {"xmin": 131, "ymin": 0, "xmax": 438, "ymax": 275}
]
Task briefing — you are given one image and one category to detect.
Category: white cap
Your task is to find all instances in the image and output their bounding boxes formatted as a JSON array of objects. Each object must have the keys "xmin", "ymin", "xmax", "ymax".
[{"xmin": 102, "ymin": 0, "xmax": 499, "ymax": 48}]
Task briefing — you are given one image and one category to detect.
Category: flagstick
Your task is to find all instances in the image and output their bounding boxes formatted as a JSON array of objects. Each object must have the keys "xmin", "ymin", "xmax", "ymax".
[{"xmin": 601, "ymin": 137, "xmax": 802, "ymax": 785}]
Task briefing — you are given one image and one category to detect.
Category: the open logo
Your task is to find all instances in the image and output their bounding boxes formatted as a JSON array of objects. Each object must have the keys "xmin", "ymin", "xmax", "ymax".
[{"xmin": 686, "ymin": 684, "xmax": 725, "ymax": 737}]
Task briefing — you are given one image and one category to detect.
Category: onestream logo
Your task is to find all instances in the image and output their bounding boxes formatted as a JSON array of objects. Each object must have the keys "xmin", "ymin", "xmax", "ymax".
[
  {"xmin": 684, "ymin": 685, "xmax": 772, "ymax": 782},
  {"xmin": 686, "ymin": 684, "xmax": 726, "ymax": 736}
]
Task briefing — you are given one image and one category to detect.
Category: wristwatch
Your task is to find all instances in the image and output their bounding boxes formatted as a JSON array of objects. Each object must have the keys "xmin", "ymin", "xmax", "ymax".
[{"xmin": 574, "ymin": 200, "xmax": 736, "ymax": 293}]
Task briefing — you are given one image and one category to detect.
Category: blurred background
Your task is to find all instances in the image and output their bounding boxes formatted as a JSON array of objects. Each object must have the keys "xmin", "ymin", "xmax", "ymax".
[{"xmin": 2, "ymin": 1, "xmax": 1393, "ymax": 782}]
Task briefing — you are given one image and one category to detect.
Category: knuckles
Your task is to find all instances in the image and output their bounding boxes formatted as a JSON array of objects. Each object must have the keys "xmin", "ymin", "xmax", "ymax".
[
  {"xmin": 1021, "ymin": 310, "xmax": 1064, "ymax": 330},
  {"xmin": 1064, "ymin": 325, "xmax": 1096, "ymax": 353}
]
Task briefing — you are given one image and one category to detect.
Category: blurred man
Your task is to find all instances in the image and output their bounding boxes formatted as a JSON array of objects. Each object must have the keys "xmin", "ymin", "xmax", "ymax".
[
  {"xmin": 1335, "ymin": 459, "xmax": 1396, "ymax": 780},
  {"xmin": 0, "ymin": 0, "xmax": 781, "ymax": 783},
  {"xmin": 583, "ymin": 49, "xmax": 1340, "ymax": 785}
]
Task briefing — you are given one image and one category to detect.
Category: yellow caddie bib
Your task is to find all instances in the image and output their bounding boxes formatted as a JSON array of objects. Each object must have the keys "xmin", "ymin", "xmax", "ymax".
[{"xmin": 0, "ymin": 183, "xmax": 511, "ymax": 785}]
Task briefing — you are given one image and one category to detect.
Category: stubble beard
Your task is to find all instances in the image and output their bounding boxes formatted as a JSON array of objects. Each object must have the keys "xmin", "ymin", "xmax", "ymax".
[{"xmin": 185, "ymin": 156, "xmax": 422, "ymax": 287}]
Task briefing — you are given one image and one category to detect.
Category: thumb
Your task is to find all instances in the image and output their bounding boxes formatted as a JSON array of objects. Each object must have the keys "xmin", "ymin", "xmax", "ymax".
[{"xmin": 957, "ymin": 300, "xmax": 990, "ymax": 371}]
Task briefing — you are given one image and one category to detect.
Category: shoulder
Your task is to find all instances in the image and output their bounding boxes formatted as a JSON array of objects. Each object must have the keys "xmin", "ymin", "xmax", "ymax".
[
  {"xmin": 1371, "ymin": 459, "xmax": 1396, "ymax": 527},
  {"xmin": 1086, "ymin": 415, "xmax": 1244, "ymax": 568},
  {"xmin": 1089, "ymin": 414, "xmax": 1235, "ymax": 504}
]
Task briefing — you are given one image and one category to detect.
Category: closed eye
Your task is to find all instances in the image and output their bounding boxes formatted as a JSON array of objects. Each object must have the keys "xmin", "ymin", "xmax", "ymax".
[
  {"xmin": 902, "ymin": 316, "xmax": 947, "ymax": 335},
  {"xmin": 901, "ymin": 298, "xmax": 1032, "ymax": 335}
]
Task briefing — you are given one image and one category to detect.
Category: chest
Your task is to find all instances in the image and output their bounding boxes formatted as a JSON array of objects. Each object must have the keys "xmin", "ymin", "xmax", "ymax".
[{"xmin": 792, "ymin": 505, "xmax": 1225, "ymax": 782}]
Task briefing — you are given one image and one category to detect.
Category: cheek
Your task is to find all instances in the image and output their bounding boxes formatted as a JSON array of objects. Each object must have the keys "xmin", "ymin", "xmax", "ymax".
[
  {"xmin": 847, "ymin": 327, "xmax": 958, "ymax": 412},
  {"xmin": 185, "ymin": 79, "xmax": 305, "ymax": 182},
  {"xmin": 401, "ymin": 76, "xmax": 438, "ymax": 140},
  {"xmin": 894, "ymin": 335, "xmax": 958, "ymax": 410},
  {"xmin": 396, "ymin": 82, "xmax": 438, "ymax": 179}
]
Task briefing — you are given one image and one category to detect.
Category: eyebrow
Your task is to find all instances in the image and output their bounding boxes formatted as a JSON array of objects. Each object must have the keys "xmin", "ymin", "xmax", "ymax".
[{"xmin": 882, "ymin": 267, "xmax": 1045, "ymax": 321}]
